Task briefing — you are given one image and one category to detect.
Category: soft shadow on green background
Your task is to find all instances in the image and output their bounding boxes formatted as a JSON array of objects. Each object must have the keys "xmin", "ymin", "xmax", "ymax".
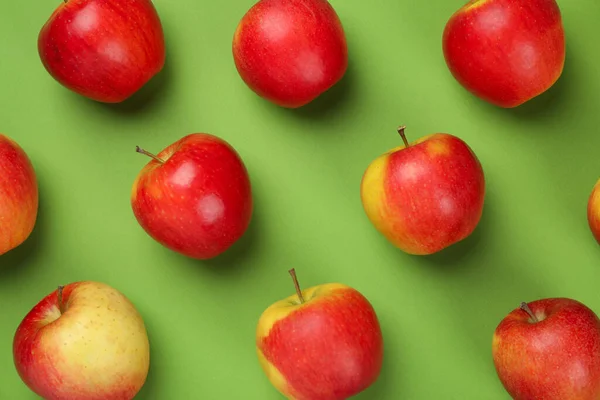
[{"xmin": 1, "ymin": 0, "xmax": 600, "ymax": 399}]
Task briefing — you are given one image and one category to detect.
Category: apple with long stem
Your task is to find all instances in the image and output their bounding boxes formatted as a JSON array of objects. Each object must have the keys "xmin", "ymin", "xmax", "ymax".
[
  {"xmin": 13, "ymin": 281, "xmax": 150, "ymax": 400},
  {"xmin": 360, "ymin": 126, "xmax": 485, "ymax": 255},
  {"xmin": 131, "ymin": 133, "xmax": 253, "ymax": 260},
  {"xmin": 0, "ymin": 134, "xmax": 38, "ymax": 256},
  {"xmin": 256, "ymin": 268, "xmax": 384, "ymax": 399},
  {"xmin": 492, "ymin": 298, "xmax": 600, "ymax": 399},
  {"xmin": 38, "ymin": 0, "xmax": 166, "ymax": 103}
]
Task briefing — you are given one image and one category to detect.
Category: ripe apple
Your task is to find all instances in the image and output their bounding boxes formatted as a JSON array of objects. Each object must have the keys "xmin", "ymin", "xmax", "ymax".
[
  {"xmin": 0, "ymin": 134, "xmax": 38, "ymax": 256},
  {"xmin": 492, "ymin": 298, "xmax": 600, "ymax": 399},
  {"xmin": 38, "ymin": 0, "xmax": 166, "ymax": 103},
  {"xmin": 588, "ymin": 179, "xmax": 600, "ymax": 245},
  {"xmin": 256, "ymin": 269, "xmax": 384, "ymax": 400},
  {"xmin": 360, "ymin": 126, "xmax": 485, "ymax": 255},
  {"xmin": 131, "ymin": 133, "xmax": 253, "ymax": 260},
  {"xmin": 442, "ymin": 0, "xmax": 566, "ymax": 108},
  {"xmin": 232, "ymin": 0, "xmax": 348, "ymax": 108},
  {"xmin": 13, "ymin": 281, "xmax": 150, "ymax": 400}
]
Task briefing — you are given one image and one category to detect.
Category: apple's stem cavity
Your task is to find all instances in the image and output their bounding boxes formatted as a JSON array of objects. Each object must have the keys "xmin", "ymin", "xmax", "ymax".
[
  {"xmin": 520, "ymin": 302, "xmax": 539, "ymax": 323},
  {"xmin": 289, "ymin": 268, "xmax": 305, "ymax": 304},
  {"xmin": 136, "ymin": 146, "xmax": 165, "ymax": 164},
  {"xmin": 57, "ymin": 285, "xmax": 65, "ymax": 315},
  {"xmin": 398, "ymin": 126, "xmax": 409, "ymax": 147}
]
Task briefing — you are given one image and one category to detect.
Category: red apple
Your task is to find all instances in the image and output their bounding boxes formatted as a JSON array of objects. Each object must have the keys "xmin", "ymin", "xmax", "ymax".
[
  {"xmin": 13, "ymin": 281, "xmax": 150, "ymax": 400},
  {"xmin": 256, "ymin": 269, "xmax": 384, "ymax": 400},
  {"xmin": 0, "ymin": 134, "xmax": 38, "ymax": 256},
  {"xmin": 442, "ymin": 0, "xmax": 566, "ymax": 108},
  {"xmin": 588, "ymin": 179, "xmax": 600, "ymax": 245},
  {"xmin": 38, "ymin": 0, "xmax": 166, "ymax": 103},
  {"xmin": 131, "ymin": 133, "xmax": 253, "ymax": 260},
  {"xmin": 232, "ymin": 0, "xmax": 348, "ymax": 108},
  {"xmin": 360, "ymin": 126, "xmax": 485, "ymax": 255},
  {"xmin": 492, "ymin": 298, "xmax": 600, "ymax": 399}
]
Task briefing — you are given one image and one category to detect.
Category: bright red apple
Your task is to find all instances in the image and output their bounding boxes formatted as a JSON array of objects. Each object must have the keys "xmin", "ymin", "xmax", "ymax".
[
  {"xmin": 232, "ymin": 0, "xmax": 348, "ymax": 108},
  {"xmin": 492, "ymin": 298, "xmax": 600, "ymax": 399},
  {"xmin": 38, "ymin": 0, "xmax": 166, "ymax": 103},
  {"xmin": 13, "ymin": 281, "xmax": 150, "ymax": 400},
  {"xmin": 0, "ymin": 134, "xmax": 38, "ymax": 256},
  {"xmin": 588, "ymin": 178, "xmax": 600, "ymax": 245},
  {"xmin": 360, "ymin": 126, "xmax": 485, "ymax": 255},
  {"xmin": 256, "ymin": 269, "xmax": 384, "ymax": 400},
  {"xmin": 131, "ymin": 133, "xmax": 253, "ymax": 260},
  {"xmin": 442, "ymin": 0, "xmax": 566, "ymax": 108}
]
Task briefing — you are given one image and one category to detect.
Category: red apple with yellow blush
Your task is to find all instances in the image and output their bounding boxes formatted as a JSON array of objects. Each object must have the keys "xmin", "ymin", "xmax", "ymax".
[
  {"xmin": 492, "ymin": 298, "xmax": 600, "ymax": 399},
  {"xmin": 0, "ymin": 134, "xmax": 38, "ymax": 256},
  {"xmin": 232, "ymin": 0, "xmax": 348, "ymax": 108},
  {"xmin": 360, "ymin": 126, "xmax": 485, "ymax": 255},
  {"xmin": 256, "ymin": 269, "xmax": 384, "ymax": 400},
  {"xmin": 38, "ymin": 0, "xmax": 166, "ymax": 103},
  {"xmin": 442, "ymin": 0, "xmax": 566, "ymax": 108},
  {"xmin": 131, "ymin": 133, "xmax": 253, "ymax": 260}
]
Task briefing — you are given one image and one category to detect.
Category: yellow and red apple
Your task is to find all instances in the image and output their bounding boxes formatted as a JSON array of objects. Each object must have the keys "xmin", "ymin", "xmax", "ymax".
[
  {"xmin": 587, "ymin": 179, "xmax": 600, "ymax": 245},
  {"xmin": 131, "ymin": 133, "xmax": 253, "ymax": 260},
  {"xmin": 492, "ymin": 298, "xmax": 600, "ymax": 399},
  {"xmin": 360, "ymin": 127, "xmax": 485, "ymax": 255},
  {"xmin": 13, "ymin": 281, "xmax": 150, "ymax": 400},
  {"xmin": 0, "ymin": 133, "xmax": 38, "ymax": 256},
  {"xmin": 442, "ymin": 0, "xmax": 566, "ymax": 108},
  {"xmin": 256, "ymin": 269, "xmax": 384, "ymax": 400}
]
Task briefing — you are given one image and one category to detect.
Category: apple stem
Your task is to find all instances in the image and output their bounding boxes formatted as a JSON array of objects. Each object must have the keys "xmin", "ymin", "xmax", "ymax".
[
  {"xmin": 520, "ymin": 302, "xmax": 539, "ymax": 323},
  {"xmin": 288, "ymin": 268, "xmax": 305, "ymax": 304},
  {"xmin": 57, "ymin": 285, "xmax": 65, "ymax": 314},
  {"xmin": 398, "ymin": 126, "xmax": 409, "ymax": 147},
  {"xmin": 136, "ymin": 146, "xmax": 165, "ymax": 164}
]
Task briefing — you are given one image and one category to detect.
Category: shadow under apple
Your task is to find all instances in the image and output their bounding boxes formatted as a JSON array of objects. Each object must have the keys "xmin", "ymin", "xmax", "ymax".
[
  {"xmin": 135, "ymin": 317, "xmax": 161, "ymax": 400},
  {"xmin": 353, "ymin": 320, "xmax": 399, "ymax": 400},
  {"xmin": 0, "ymin": 181, "xmax": 47, "ymax": 279},
  {"xmin": 287, "ymin": 60, "xmax": 357, "ymax": 121},
  {"xmin": 160, "ymin": 190, "xmax": 263, "ymax": 278},
  {"xmin": 452, "ymin": 48, "xmax": 574, "ymax": 125},
  {"xmin": 505, "ymin": 51, "xmax": 573, "ymax": 122},
  {"xmin": 412, "ymin": 203, "xmax": 490, "ymax": 271},
  {"xmin": 197, "ymin": 202, "xmax": 261, "ymax": 275},
  {"xmin": 101, "ymin": 58, "xmax": 174, "ymax": 115},
  {"xmin": 243, "ymin": 59, "xmax": 357, "ymax": 123},
  {"xmin": 63, "ymin": 53, "xmax": 174, "ymax": 118}
]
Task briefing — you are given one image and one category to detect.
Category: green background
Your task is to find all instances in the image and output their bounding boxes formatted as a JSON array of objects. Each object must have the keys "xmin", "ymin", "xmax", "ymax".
[{"xmin": 1, "ymin": 0, "xmax": 599, "ymax": 398}]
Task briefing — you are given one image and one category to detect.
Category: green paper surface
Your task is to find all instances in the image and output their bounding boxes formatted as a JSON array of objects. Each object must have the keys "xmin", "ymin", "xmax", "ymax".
[{"xmin": 1, "ymin": 0, "xmax": 599, "ymax": 398}]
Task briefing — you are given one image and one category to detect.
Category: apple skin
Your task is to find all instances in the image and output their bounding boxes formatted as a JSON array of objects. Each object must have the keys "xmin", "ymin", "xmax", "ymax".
[
  {"xmin": 492, "ymin": 298, "xmax": 600, "ymax": 400},
  {"xmin": 256, "ymin": 281, "xmax": 383, "ymax": 400},
  {"xmin": 587, "ymin": 179, "xmax": 600, "ymax": 245},
  {"xmin": 360, "ymin": 130, "xmax": 485, "ymax": 255},
  {"xmin": 13, "ymin": 281, "xmax": 150, "ymax": 400},
  {"xmin": 38, "ymin": 0, "xmax": 166, "ymax": 103},
  {"xmin": 232, "ymin": 0, "xmax": 348, "ymax": 108},
  {"xmin": 131, "ymin": 133, "xmax": 253, "ymax": 260},
  {"xmin": 442, "ymin": 0, "xmax": 565, "ymax": 108},
  {"xmin": 0, "ymin": 134, "xmax": 38, "ymax": 256}
]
